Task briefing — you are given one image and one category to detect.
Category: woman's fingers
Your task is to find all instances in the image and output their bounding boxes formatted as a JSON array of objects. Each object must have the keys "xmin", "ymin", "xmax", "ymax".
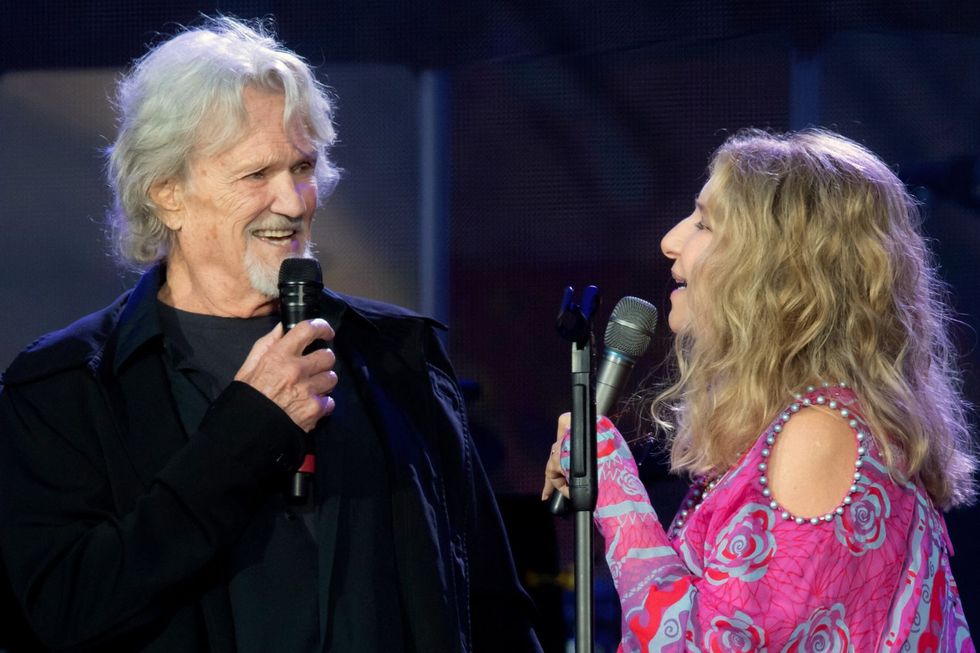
[{"xmin": 542, "ymin": 437, "xmax": 570, "ymax": 500}]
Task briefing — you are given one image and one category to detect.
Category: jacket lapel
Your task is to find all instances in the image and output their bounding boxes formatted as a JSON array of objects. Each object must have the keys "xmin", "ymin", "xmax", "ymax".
[
  {"xmin": 97, "ymin": 266, "xmax": 191, "ymax": 493},
  {"xmin": 95, "ymin": 283, "xmax": 238, "ymax": 652}
]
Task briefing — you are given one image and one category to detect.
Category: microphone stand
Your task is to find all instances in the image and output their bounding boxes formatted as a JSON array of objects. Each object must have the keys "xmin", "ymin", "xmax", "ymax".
[{"xmin": 556, "ymin": 286, "xmax": 599, "ymax": 653}]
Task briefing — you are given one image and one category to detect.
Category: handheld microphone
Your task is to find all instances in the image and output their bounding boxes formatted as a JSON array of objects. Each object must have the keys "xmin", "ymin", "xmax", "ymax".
[
  {"xmin": 279, "ymin": 257, "xmax": 328, "ymax": 504},
  {"xmin": 550, "ymin": 296, "xmax": 657, "ymax": 515}
]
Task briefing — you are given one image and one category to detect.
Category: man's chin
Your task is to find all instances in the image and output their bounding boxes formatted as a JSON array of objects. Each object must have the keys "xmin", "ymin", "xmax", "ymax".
[{"xmin": 244, "ymin": 242, "xmax": 314, "ymax": 298}]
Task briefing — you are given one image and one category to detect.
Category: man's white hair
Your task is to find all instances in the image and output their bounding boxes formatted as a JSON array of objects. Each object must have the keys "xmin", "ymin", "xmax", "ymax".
[{"xmin": 106, "ymin": 15, "xmax": 339, "ymax": 268}]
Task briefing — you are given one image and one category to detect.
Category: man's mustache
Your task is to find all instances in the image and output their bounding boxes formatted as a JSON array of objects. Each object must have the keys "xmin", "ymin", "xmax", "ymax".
[{"xmin": 247, "ymin": 216, "xmax": 306, "ymax": 234}]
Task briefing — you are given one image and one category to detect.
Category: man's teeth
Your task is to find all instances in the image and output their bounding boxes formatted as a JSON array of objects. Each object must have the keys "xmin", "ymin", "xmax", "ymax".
[{"xmin": 253, "ymin": 229, "xmax": 295, "ymax": 238}]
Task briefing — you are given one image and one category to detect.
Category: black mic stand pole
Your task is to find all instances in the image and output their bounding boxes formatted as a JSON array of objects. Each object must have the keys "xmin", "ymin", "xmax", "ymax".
[{"xmin": 556, "ymin": 286, "xmax": 599, "ymax": 653}]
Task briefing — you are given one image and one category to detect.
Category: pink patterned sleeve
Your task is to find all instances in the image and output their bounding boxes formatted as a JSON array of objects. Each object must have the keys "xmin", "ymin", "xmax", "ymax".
[
  {"xmin": 560, "ymin": 389, "xmax": 974, "ymax": 652},
  {"xmin": 561, "ymin": 417, "xmax": 701, "ymax": 652}
]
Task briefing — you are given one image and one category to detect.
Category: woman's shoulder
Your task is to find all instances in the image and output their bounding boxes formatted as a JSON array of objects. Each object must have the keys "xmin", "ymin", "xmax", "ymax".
[
  {"xmin": 727, "ymin": 383, "xmax": 915, "ymax": 525},
  {"xmin": 676, "ymin": 382, "xmax": 926, "ymax": 537},
  {"xmin": 767, "ymin": 391, "xmax": 863, "ymax": 519},
  {"xmin": 681, "ymin": 384, "xmax": 970, "ymax": 652}
]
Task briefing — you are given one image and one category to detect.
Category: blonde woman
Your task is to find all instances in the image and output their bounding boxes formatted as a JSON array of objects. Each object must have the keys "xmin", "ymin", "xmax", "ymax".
[{"xmin": 543, "ymin": 129, "xmax": 976, "ymax": 651}]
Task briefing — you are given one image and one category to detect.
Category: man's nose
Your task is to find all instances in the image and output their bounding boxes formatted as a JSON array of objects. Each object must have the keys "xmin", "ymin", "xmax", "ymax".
[{"xmin": 270, "ymin": 174, "xmax": 308, "ymax": 218}]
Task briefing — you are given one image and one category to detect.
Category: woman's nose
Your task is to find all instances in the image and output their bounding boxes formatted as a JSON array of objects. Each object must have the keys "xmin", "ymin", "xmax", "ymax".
[{"xmin": 661, "ymin": 219, "xmax": 685, "ymax": 260}]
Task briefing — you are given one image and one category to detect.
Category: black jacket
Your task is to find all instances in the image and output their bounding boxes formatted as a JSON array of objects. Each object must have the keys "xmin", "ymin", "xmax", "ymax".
[{"xmin": 0, "ymin": 269, "xmax": 540, "ymax": 652}]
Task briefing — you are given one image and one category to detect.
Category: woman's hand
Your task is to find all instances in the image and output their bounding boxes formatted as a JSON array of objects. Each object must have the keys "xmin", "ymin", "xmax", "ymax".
[{"xmin": 541, "ymin": 412, "xmax": 571, "ymax": 500}]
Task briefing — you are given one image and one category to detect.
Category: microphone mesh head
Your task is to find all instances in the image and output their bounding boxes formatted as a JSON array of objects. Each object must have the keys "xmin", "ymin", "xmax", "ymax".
[
  {"xmin": 604, "ymin": 296, "xmax": 657, "ymax": 359},
  {"xmin": 278, "ymin": 257, "xmax": 323, "ymax": 286}
]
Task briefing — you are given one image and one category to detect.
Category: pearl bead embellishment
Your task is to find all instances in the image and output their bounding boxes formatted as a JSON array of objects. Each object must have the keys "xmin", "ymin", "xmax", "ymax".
[
  {"xmin": 671, "ymin": 382, "xmax": 869, "ymax": 535},
  {"xmin": 765, "ymin": 383, "xmax": 867, "ymax": 526}
]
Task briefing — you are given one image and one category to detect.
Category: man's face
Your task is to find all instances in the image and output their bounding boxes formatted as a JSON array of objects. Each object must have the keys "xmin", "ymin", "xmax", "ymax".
[{"xmin": 168, "ymin": 87, "xmax": 318, "ymax": 307}]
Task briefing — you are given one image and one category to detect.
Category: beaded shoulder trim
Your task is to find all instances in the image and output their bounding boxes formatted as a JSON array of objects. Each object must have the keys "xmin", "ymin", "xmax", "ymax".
[
  {"xmin": 670, "ymin": 382, "xmax": 871, "ymax": 534},
  {"xmin": 761, "ymin": 382, "xmax": 870, "ymax": 526}
]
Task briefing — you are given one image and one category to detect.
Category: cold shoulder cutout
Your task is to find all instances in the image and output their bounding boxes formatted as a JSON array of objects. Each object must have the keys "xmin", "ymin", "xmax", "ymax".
[{"xmin": 767, "ymin": 405, "xmax": 858, "ymax": 518}]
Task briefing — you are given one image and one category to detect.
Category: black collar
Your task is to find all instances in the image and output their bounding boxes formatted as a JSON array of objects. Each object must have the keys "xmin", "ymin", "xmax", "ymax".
[{"xmin": 113, "ymin": 265, "xmax": 167, "ymax": 375}]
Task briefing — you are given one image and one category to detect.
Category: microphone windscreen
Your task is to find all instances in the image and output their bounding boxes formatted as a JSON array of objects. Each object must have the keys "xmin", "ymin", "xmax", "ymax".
[
  {"xmin": 278, "ymin": 257, "xmax": 323, "ymax": 286},
  {"xmin": 604, "ymin": 296, "xmax": 657, "ymax": 359}
]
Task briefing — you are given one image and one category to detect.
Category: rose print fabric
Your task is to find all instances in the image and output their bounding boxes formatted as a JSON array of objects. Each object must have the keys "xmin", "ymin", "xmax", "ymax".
[{"xmin": 562, "ymin": 385, "xmax": 974, "ymax": 652}]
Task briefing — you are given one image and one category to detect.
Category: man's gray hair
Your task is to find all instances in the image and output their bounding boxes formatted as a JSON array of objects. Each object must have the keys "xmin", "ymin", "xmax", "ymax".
[{"xmin": 106, "ymin": 16, "xmax": 339, "ymax": 268}]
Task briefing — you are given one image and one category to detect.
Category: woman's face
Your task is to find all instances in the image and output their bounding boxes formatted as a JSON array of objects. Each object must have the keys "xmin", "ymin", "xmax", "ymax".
[{"xmin": 660, "ymin": 175, "xmax": 718, "ymax": 334}]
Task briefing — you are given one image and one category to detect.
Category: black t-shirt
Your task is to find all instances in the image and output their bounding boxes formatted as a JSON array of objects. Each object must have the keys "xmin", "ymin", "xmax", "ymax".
[
  {"xmin": 156, "ymin": 301, "xmax": 410, "ymax": 652},
  {"xmin": 156, "ymin": 302, "xmax": 277, "ymax": 400}
]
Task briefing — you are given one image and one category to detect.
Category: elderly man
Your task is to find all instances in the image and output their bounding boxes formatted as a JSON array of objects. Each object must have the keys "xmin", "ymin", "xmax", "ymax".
[{"xmin": 0, "ymin": 17, "xmax": 541, "ymax": 653}]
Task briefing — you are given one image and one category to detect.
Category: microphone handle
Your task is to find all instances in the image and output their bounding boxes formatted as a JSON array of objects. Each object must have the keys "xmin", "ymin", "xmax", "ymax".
[
  {"xmin": 594, "ymin": 351, "xmax": 634, "ymax": 417},
  {"xmin": 281, "ymin": 283, "xmax": 324, "ymax": 505},
  {"xmin": 549, "ymin": 352, "xmax": 635, "ymax": 516}
]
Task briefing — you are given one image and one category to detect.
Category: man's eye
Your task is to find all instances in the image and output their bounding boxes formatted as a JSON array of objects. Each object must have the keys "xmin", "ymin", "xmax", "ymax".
[
  {"xmin": 246, "ymin": 170, "xmax": 265, "ymax": 180},
  {"xmin": 293, "ymin": 161, "xmax": 314, "ymax": 174}
]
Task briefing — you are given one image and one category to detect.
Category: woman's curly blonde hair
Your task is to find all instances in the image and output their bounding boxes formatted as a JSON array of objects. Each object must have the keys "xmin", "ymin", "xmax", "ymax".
[{"xmin": 652, "ymin": 128, "xmax": 976, "ymax": 509}]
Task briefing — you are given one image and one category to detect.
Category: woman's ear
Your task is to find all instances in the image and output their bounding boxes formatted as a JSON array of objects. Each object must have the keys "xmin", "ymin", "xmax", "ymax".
[{"xmin": 149, "ymin": 178, "xmax": 184, "ymax": 231}]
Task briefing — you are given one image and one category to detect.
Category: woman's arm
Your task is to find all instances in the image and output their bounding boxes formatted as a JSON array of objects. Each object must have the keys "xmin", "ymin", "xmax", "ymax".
[{"xmin": 548, "ymin": 408, "xmax": 931, "ymax": 652}]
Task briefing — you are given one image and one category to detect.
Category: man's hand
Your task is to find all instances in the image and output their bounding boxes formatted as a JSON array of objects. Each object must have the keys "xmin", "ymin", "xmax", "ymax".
[{"xmin": 235, "ymin": 318, "xmax": 337, "ymax": 432}]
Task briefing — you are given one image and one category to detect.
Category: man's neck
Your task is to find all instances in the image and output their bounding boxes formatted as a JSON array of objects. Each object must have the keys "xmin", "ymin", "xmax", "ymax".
[{"xmin": 158, "ymin": 257, "xmax": 277, "ymax": 318}]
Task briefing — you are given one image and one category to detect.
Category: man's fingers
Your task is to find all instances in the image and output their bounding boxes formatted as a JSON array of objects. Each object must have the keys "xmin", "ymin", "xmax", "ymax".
[
  {"xmin": 251, "ymin": 322, "xmax": 284, "ymax": 354},
  {"xmin": 281, "ymin": 318, "xmax": 334, "ymax": 353},
  {"xmin": 235, "ymin": 319, "xmax": 339, "ymax": 432},
  {"xmin": 303, "ymin": 347, "xmax": 336, "ymax": 375},
  {"xmin": 237, "ymin": 323, "xmax": 284, "ymax": 376},
  {"xmin": 265, "ymin": 322, "xmax": 285, "ymax": 340},
  {"xmin": 309, "ymin": 371, "xmax": 338, "ymax": 396}
]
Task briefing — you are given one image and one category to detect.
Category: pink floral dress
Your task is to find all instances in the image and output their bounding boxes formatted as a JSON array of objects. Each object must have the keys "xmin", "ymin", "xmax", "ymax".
[{"xmin": 562, "ymin": 384, "xmax": 974, "ymax": 652}]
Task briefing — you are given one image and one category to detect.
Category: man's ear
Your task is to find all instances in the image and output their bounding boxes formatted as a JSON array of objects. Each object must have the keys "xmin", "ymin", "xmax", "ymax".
[{"xmin": 149, "ymin": 178, "xmax": 184, "ymax": 231}]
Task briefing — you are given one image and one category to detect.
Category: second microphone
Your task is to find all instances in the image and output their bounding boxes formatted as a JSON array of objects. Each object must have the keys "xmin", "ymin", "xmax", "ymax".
[{"xmin": 550, "ymin": 295, "xmax": 657, "ymax": 515}]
